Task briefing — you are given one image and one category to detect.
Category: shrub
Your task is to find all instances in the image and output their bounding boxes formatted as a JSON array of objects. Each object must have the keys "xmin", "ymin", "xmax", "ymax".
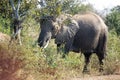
[
  {"xmin": 104, "ymin": 30, "xmax": 120, "ymax": 74},
  {"xmin": 0, "ymin": 42, "xmax": 38, "ymax": 80}
]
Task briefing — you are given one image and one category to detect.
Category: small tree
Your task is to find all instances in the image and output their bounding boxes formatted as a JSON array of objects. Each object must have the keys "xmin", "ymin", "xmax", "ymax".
[
  {"xmin": 9, "ymin": 0, "xmax": 22, "ymax": 45},
  {"xmin": 9, "ymin": 0, "xmax": 36, "ymax": 45},
  {"xmin": 105, "ymin": 6, "xmax": 120, "ymax": 35}
]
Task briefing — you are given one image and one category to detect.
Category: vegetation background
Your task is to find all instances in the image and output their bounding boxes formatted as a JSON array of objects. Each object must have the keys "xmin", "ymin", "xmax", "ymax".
[{"xmin": 0, "ymin": 0, "xmax": 120, "ymax": 80}]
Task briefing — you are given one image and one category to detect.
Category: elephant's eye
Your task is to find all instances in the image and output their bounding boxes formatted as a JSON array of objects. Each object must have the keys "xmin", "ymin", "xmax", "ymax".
[{"xmin": 51, "ymin": 27, "xmax": 55, "ymax": 31}]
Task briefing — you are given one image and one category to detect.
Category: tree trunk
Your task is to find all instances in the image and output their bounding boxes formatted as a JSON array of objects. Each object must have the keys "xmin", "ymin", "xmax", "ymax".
[{"xmin": 9, "ymin": 0, "xmax": 22, "ymax": 45}]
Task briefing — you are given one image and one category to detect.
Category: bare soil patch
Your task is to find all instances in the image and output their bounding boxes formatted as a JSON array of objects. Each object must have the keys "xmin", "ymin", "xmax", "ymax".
[{"xmin": 69, "ymin": 74, "xmax": 120, "ymax": 80}]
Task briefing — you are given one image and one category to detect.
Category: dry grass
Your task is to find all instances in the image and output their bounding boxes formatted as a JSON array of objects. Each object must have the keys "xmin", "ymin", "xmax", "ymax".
[
  {"xmin": 0, "ymin": 42, "xmax": 36, "ymax": 80},
  {"xmin": 0, "ymin": 31, "xmax": 120, "ymax": 80},
  {"xmin": 0, "ymin": 32, "xmax": 10, "ymax": 43}
]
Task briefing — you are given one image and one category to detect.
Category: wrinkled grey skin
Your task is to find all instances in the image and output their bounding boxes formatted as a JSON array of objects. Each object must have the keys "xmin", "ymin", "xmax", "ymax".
[
  {"xmin": 55, "ymin": 19, "xmax": 80, "ymax": 53},
  {"xmin": 37, "ymin": 13, "xmax": 108, "ymax": 73}
]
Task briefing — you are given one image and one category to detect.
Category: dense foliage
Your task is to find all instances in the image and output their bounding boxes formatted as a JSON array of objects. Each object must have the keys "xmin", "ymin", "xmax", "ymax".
[
  {"xmin": 0, "ymin": 0, "xmax": 120, "ymax": 80},
  {"xmin": 105, "ymin": 6, "xmax": 120, "ymax": 35},
  {"xmin": 36, "ymin": 0, "xmax": 94, "ymax": 17}
]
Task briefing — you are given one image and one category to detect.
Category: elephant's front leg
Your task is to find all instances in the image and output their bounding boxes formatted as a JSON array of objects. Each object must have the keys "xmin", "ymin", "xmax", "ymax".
[{"xmin": 62, "ymin": 39, "xmax": 73, "ymax": 58}]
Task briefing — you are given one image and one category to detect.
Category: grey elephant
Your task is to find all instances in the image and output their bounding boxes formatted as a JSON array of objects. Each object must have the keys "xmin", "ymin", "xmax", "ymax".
[{"xmin": 37, "ymin": 12, "xmax": 108, "ymax": 72}]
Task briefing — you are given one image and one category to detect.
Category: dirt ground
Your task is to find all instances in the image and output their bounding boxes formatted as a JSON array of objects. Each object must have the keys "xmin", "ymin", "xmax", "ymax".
[
  {"xmin": 69, "ymin": 75, "xmax": 120, "ymax": 80},
  {"xmin": 0, "ymin": 32, "xmax": 10, "ymax": 42}
]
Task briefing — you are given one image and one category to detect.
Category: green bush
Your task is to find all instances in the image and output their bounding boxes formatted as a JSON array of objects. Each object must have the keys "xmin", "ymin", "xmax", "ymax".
[
  {"xmin": 0, "ymin": 16, "xmax": 11, "ymax": 34},
  {"xmin": 104, "ymin": 30, "xmax": 120, "ymax": 74},
  {"xmin": 0, "ymin": 42, "xmax": 41, "ymax": 80}
]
